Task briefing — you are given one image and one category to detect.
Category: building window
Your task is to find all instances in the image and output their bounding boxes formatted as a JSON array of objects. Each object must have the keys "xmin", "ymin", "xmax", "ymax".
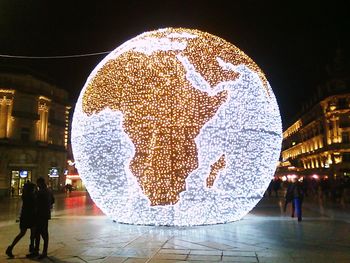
[
  {"xmin": 11, "ymin": 170, "xmax": 32, "ymax": 196},
  {"xmin": 48, "ymin": 124, "xmax": 53, "ymax": 144},
  {"xmin": 338, "ymin": 98, "xmax": 348, "ymax": 109},
  {"xmin": 342, "ymin": 132, "xmax": 350, "ymax": 143},
  {"xmin": 21, "ymin": 127, "xmax": 30, "ymax": 141},
  {"xmin": 339, "ymin": 116, "xmax": 350, "ymax": 128},
  {"xmin": 49, "ymin": 109, "xmax": 55, "ymax": 120},
  {"xmin": 319, "ymin": 125, "xmax": 324, "ymax": 134},
  {"xmin": 343, "ymin": 153, "xmax": 350, "ymax": 163}
]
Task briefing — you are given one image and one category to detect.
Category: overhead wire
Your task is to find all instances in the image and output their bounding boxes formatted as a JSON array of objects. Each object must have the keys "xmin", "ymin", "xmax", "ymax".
[{"xmin": 0, "ymin": 51, "xmax": 111, "ymax": 59}]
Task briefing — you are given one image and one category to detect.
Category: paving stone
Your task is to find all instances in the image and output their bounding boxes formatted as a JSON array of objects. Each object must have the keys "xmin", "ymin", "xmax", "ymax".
[
  {"xmin": 101, "ymin": 256, "xmax": 128, "ymax": 263},
  {"xmin": 0, "ymin": 193, "xmax": 349, "ymax": 263},
  {"xmin": 222, "ymin": 255, "xmax": 258, "ymax": 262},
  {"xmin": 188, "ymin": 250, "xmax": 222, "ymax": 255},
  {"xmin": 158, "ymin": 249, "xmax": 190, "ymax": 255},
  {"xmin": 153, "ymin": 253, "xmax": 188, "ymax": 260},
  {"xmin": 187, "ymin": 254, "xmax": 222, "ymax": 261}
]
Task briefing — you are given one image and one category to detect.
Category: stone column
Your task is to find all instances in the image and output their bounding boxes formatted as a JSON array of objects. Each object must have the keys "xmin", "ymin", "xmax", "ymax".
[{"xmin": 0, "ymin": 96, "xmax": 13, "ymax": 138}]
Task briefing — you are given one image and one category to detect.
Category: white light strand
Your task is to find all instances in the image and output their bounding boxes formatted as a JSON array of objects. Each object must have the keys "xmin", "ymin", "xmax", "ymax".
[{"xmin": 72, "ymin": 28, "xmax": 282, "ymax": 226}]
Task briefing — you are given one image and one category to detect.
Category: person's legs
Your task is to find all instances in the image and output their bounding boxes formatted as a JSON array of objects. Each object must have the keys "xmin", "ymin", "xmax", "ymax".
[
  {"xmin": 294, "ymin": 198, "xmax": 302, "ymax": 221},
  {"xmin": 38, "ymin": 220, "xmax": 49, "ymax": 259},
  {"xmin": 9, "ymin": 228, "xmax": 27, "ymax": 248},
  {"xmin": 298, "ymin": 200, "xmax": 303, "ymax": 221},
  {"xmin": 34, "ymin": 225, "xmax": 41, "ymax": 253},
  {"xmin": 6, "ymin": 228, "xmax": 27, "ymax": 257},
  {"xmin": 29, "ymin": 227, "xmax": 36, "ymax": 253},
  {"xmin": 27, "ymin": 225, "xmax": 41, "ymax": 257}
]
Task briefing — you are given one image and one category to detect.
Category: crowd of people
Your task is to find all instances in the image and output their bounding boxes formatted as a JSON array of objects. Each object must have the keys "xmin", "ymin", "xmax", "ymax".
[
  {"xmin": 266, "ymin": 175, "xmax": 350, "ymax": 222},
  {"xmin": 5, "ymin": 177, "xmax": 55, "ymax": 260},
  {"xmin": 267, "ymin": 176, "xmax": 350, "ymax": 200}
]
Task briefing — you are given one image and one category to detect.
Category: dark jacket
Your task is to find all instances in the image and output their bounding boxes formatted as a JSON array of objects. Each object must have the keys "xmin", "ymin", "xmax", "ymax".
[
  {"xmin": 36, "ymin": 188, "xmax": 54, "ymax": 221},
  {"xmin": 286, "ymin": 182, "xmax": 304, "ymax": 202},
  {"xmin": 20, "ymin": 190, "xmax": 37, "ymax": 229},
  {"xmin": 292, "ymin": 182, "xmax": 304, "ymax": 201}
]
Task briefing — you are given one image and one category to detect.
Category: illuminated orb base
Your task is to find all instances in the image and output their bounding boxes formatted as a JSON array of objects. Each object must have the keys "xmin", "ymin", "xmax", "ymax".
[{"xmin": 72, "ymin": 28, "xmax": 282, "ymax": 226}]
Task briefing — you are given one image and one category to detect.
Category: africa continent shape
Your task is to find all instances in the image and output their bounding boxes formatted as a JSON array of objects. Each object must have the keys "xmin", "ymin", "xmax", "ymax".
[{"xmin": 82, "ymin": 28, "xmax": 268, "ymax": 206}]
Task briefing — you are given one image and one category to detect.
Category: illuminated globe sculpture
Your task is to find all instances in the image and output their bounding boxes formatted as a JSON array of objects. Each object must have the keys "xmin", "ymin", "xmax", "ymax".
[{"xmin": 72, "ymin": 28, "xmax": 282, "ymax": 226}]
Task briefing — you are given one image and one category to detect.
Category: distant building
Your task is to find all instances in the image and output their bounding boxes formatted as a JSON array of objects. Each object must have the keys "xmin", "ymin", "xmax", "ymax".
[
  {"xmin": 277, "ymin": 75, "xmax": 350, "ymax": 180},
  {"xmin": 0, "ymin": 72, "xmax": 70, "ymax": 196},
  {"xmin": 65, "ymin": 143, "xmax": 85, "ymax": 191}
]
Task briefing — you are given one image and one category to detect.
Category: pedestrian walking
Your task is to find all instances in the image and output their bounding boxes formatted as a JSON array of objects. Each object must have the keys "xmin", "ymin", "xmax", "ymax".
[{"xmin": 6, "ymin": 182, "xmax": 37, "ymax": 258}]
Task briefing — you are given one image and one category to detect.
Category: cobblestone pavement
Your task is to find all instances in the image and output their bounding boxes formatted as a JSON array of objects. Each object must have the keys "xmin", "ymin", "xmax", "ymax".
[{"xmin": 0, "ymin": 192, "xmax": 349, "ymax": 263}]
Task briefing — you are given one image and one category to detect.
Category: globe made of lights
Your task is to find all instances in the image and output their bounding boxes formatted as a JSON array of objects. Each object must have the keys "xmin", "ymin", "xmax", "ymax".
[{"xmin": 72, "ymin": 28, "xmax": 282, "ymax": 226}]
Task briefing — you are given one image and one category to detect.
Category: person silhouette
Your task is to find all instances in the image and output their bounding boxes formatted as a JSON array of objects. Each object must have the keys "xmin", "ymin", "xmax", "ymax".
[
  {"xmin": 291, "ymin": 179, "xmax": 304, "ymax": 222},
  {"xmin": 6, "ymin": 182, "xmax": 37, "ymax": 258},
  {"xmin": 27, "ymin": 177, "xmax": 54, "ymax": 259},
  {"xmin": 284, "ymin": 181, "xmax": 295, "ymax": 215}
]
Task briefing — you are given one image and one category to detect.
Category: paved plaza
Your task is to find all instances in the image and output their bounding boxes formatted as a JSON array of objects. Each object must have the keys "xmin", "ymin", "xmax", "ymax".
[{"xmin": 0, "ymin": 191, "xmax": 349, "ymax": 263}]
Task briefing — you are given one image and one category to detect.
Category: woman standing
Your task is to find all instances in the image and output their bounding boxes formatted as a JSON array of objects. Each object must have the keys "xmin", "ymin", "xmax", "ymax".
[{"xmin": 5, "ymin": 181, "xmax": 37, "ymax": 258}]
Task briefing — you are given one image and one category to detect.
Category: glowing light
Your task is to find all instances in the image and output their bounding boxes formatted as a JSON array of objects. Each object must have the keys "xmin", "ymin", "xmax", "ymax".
[
  {"xmin": 287, "ymin": 174, "xmax": 298, "ymax": 181},
  {"xmin": 71, "ymin": 28, "xmax": 282, "ymax": 226},
  {"xmin": 312, "ymin": 174, "xmax": 319, "ymax": 179},
  {"xmin": 66, "ymin": 174, "xmax": 80, "ymax": 179}
]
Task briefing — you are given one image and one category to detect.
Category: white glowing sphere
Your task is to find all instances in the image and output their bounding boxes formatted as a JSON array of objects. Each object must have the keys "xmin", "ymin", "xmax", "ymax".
[{"xmin": 72, "ymin": 28, "xmax": 282, "ymax": 226}]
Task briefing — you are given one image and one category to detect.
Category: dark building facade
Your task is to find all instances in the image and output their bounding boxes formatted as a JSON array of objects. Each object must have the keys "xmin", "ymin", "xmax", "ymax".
[{"xmin": 0, "ymin": 72, "xmax": 70, "ymax": 197}]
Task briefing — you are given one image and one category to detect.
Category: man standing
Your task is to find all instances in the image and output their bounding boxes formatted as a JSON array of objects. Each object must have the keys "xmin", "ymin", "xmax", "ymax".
[
  {"xmin": 27, "ymin": 177, "xmax": 54, "ymax": 259},
  {"xmin": 292, "ymin": 179, "xmax": 304, "ymax": 222}
]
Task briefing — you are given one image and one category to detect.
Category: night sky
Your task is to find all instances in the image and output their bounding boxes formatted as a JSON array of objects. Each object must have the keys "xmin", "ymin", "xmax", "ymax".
[{"xmin": 0, "ymin": 0, "xmax": 349, "ymax": 128}]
